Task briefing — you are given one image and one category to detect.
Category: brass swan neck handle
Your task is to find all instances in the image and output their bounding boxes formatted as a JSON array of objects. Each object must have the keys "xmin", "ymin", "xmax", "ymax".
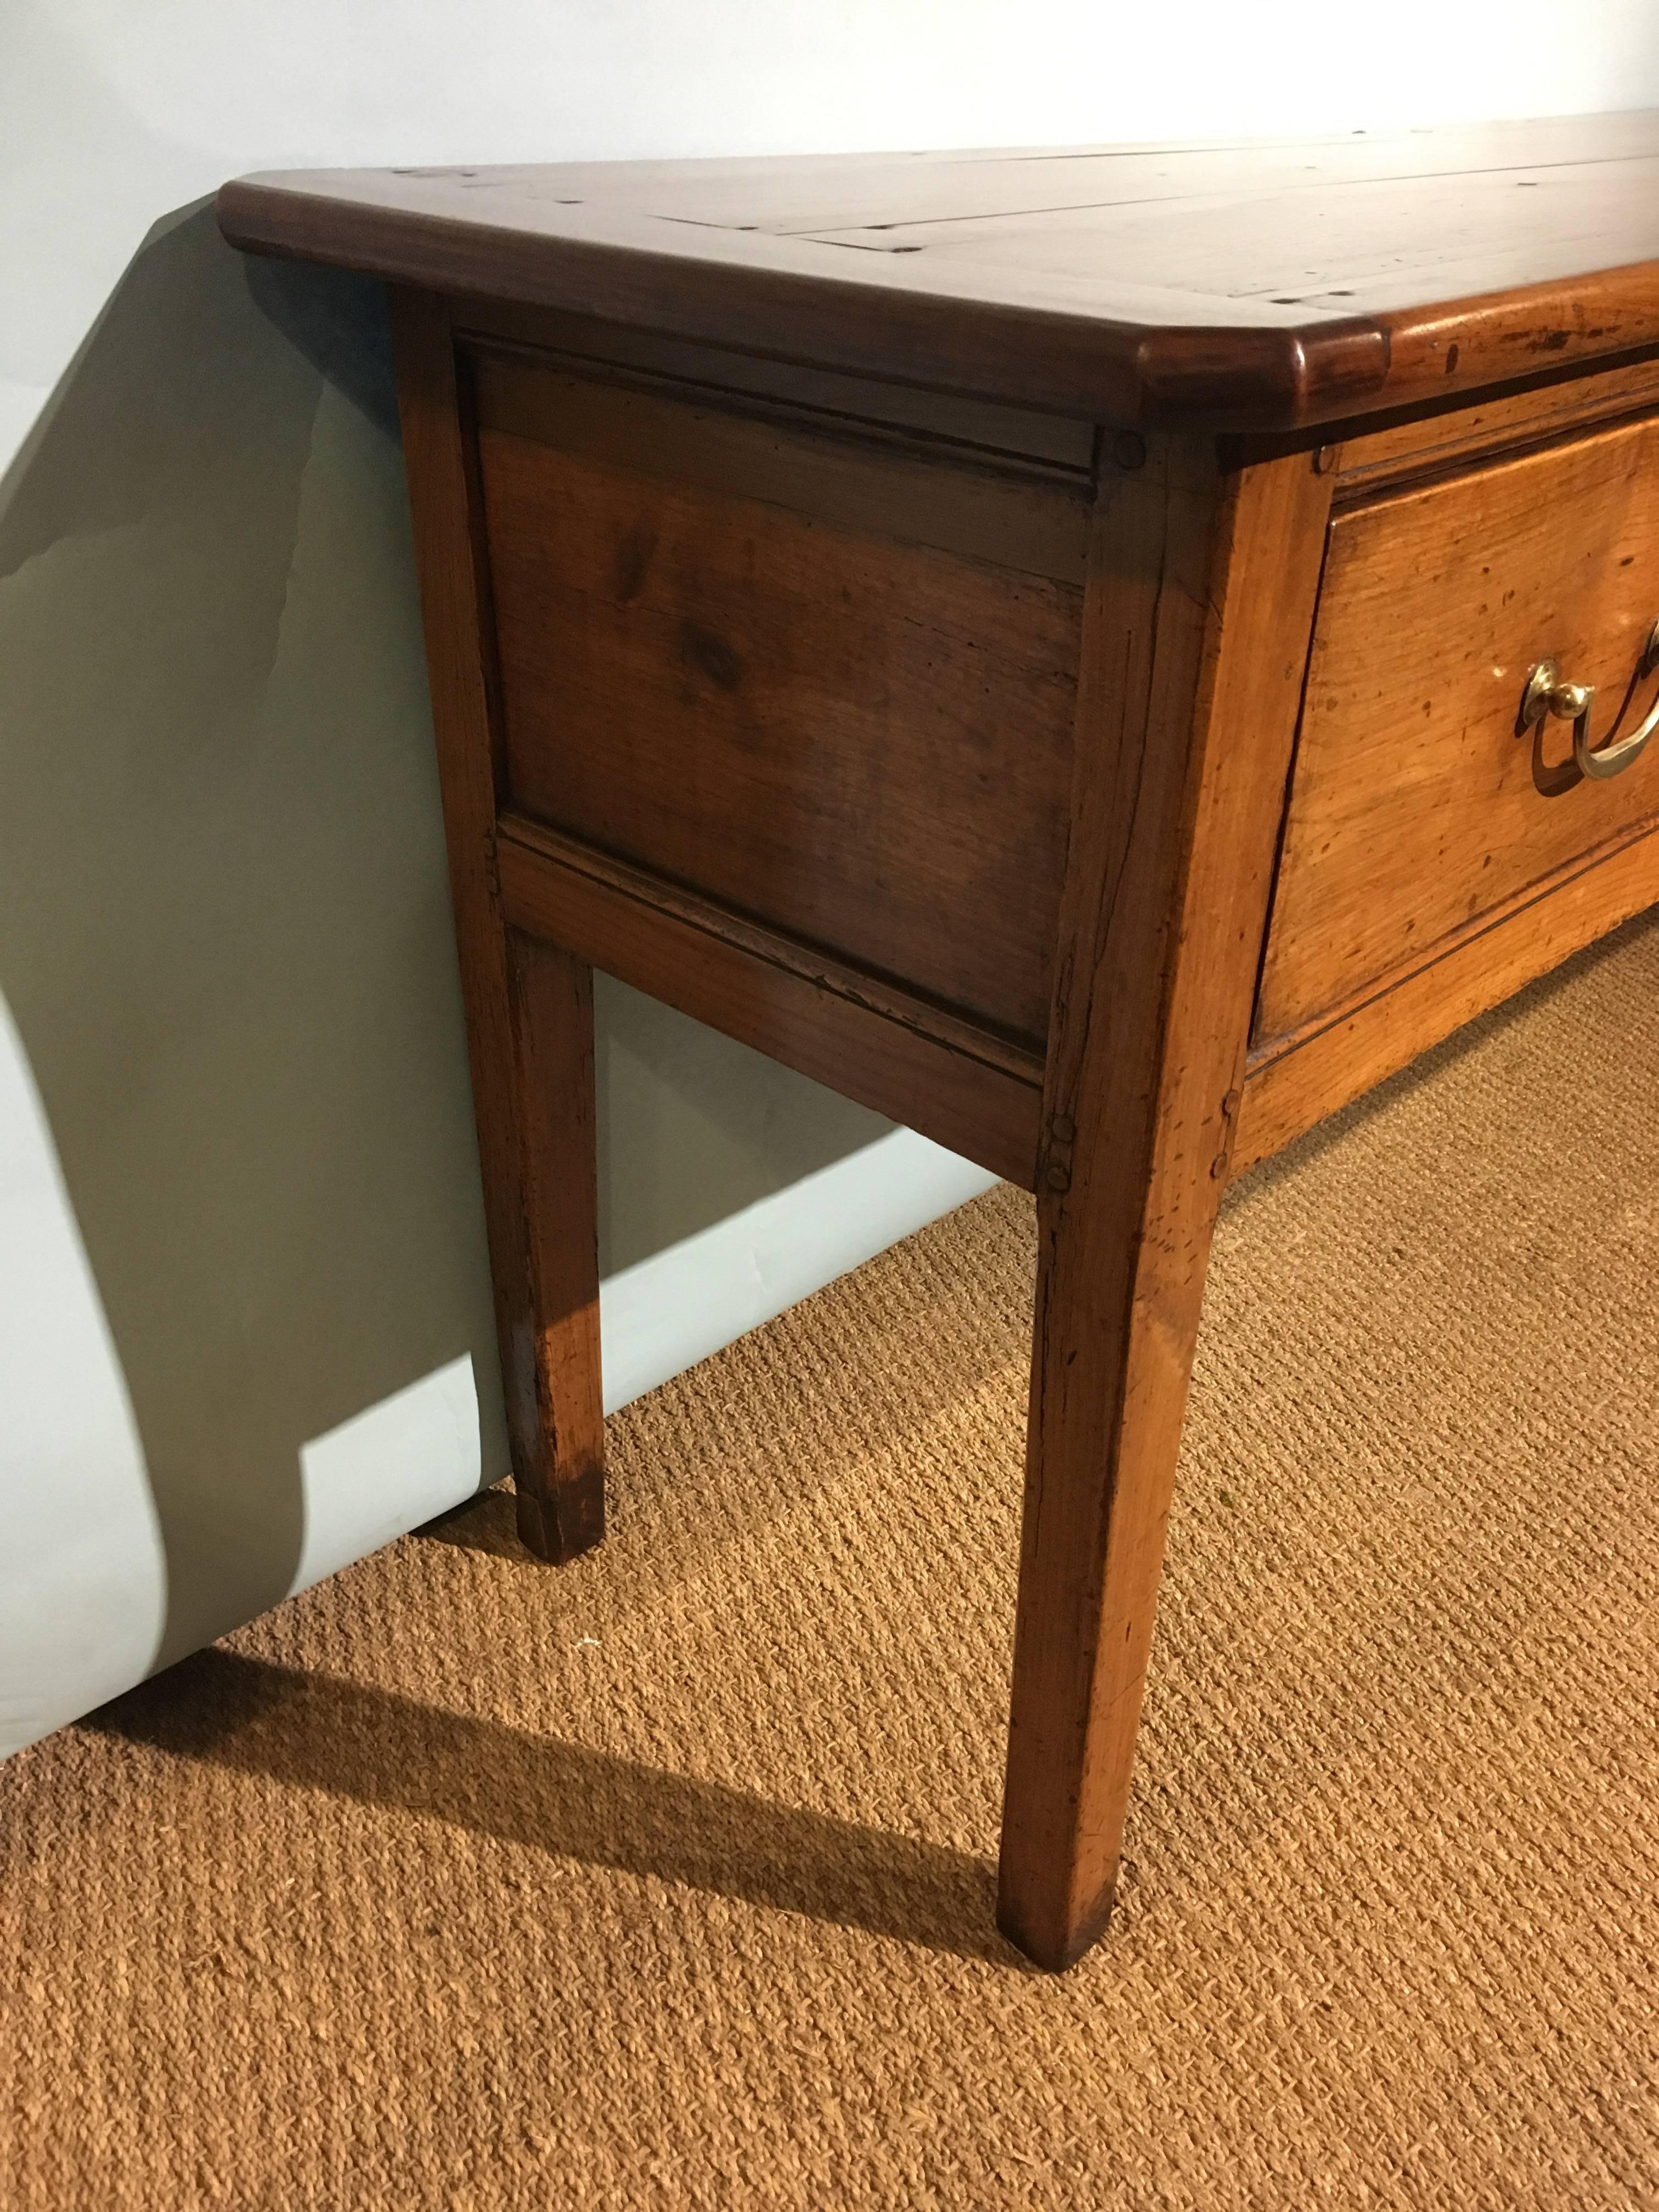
[{"xmin": 1521, "ymin": 617, "xmax": 1659, "ymax": 782}]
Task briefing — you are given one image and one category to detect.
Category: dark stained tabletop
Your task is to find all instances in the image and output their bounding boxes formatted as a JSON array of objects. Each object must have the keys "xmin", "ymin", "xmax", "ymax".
[{"xmin": 219, "ymin": 112, "xmax": 1659, "ymax": 432}]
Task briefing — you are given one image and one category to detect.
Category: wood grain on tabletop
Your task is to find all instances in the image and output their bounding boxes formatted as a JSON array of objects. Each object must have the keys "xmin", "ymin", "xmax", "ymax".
[{"xmin": 219, "ymin": 114, "xmax": 1659, "ymax": 430}]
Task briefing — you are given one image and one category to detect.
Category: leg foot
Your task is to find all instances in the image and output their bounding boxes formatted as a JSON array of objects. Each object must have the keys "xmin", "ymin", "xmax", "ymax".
[
  {"xmin": 515, "ymin": 1461, "xmax": 605, "ymax": 1564},
  {"xmin": 996, "ymin": 1876, "xmax": 1116, "ymax": 1974}
]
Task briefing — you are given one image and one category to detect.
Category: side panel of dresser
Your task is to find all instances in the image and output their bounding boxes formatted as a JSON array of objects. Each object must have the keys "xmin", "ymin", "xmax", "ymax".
[
  {"xmin": 388, "ymin": 291, "xmax": 1123, "ymax": 1555},
  {"xmin": 437, "ymin": 306, "xmax": 1099, "ymax": 1187}
]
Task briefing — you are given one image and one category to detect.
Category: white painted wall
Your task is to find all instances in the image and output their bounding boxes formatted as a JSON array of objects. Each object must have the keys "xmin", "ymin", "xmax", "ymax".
[{"xmin": 4, "ymin": 0, "xmax": 1657, "ymax": 1755}]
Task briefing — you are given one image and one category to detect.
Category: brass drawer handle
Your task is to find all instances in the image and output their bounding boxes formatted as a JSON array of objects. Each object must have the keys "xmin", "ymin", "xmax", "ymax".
[{"xmin": 1521, "ymin": 618, "xmax": 1659, "ymax": 782}]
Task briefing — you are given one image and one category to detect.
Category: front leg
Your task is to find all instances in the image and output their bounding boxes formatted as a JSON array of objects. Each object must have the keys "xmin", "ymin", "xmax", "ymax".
[
  {"xmin": 996, "ymin": 439, "xmax": 1333, "ymax": 1970},
  {"xmin": 390, "ymin": 286, "xmax": 605, "ymax": 1564}
]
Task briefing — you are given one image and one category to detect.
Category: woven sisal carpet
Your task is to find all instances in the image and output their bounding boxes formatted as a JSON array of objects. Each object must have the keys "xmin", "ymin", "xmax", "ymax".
[{"xmin": 4, "ymin": 914, "xmax": 1658, "ymax": 2210}]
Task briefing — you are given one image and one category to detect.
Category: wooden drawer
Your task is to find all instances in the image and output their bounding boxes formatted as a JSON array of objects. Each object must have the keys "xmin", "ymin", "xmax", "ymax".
[
  {"xmin": 1256, "ymin": 416, "xmax": 1659, "ymax": 1048},
  {"xmin": 471, "ymin": 345, "xmax": 1090, "ymax": 1052}
]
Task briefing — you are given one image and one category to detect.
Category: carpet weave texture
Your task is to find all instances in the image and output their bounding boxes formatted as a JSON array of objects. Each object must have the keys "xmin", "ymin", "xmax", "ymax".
[{"xmin": 4, "ymin": 915, "xmax": 1658, "ymax": 2210}]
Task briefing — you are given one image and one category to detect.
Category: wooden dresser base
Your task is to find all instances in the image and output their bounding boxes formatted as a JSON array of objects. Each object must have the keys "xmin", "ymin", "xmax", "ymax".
[
  {"xmin": 393, "ymin": 298, "xmax": 1659, "ymax": 1970},
  {"xmin": 221, "ymin": 124, "xmax": 1659, "ymax": 1972},
  {"xmin": 390, "ymin": 286, "xmax": 1346, "ymax": 1969}
]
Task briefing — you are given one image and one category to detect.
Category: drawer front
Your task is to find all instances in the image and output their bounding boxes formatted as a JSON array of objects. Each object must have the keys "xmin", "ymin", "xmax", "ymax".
[
  {"xmin": 472, "ymin": 347, "xmax": 1089, "ymax": 1050},
  {"xmin": 1257, "ymin": 416, "xmax": 1659, "ymax": 1046}
]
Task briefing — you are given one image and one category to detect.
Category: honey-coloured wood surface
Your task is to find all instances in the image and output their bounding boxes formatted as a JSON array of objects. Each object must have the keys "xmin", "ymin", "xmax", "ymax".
[
  {"xmin": 221, "ymin": 114, "xmax": 1659, "ymax": 432},
  {"xmin": 1234, "ymin": 820, "xmax": 1659, "ymax": 1176},
  {"xmin": 476, "ymin": 352, "xmax": 1084, "ymax": 1048},
  {"xmin": 1256, "ymin": 414, "xmax": 1659, "ymax": 1048}
]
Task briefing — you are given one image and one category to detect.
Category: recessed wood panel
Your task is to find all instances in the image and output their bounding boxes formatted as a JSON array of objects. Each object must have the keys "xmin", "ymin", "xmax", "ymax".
[
  {"xmin": 1257, "ymin": 415, "xmax": 1659, "ymax": 1045},
  {"xmin": 475, "ymin": 351, "xmax": 1086, "ymax": 1047}
]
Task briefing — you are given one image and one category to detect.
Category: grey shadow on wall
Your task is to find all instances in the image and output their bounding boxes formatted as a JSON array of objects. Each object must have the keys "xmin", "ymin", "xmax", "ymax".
[
  {"xmin": 0, "ymin": 202, "xmax": 890, "ymax": 1677},
  {"xmin": 0, "ymin": 202, "xmax": 506, "ymax": 1669}
]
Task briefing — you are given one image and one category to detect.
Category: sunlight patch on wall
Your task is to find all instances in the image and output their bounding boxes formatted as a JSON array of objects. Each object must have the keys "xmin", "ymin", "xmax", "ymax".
[
  {"xmin": 287, "ymin": 1128, "xmax": 996, "ymax": 1597},
  {"xmin": 292, "ymin": 1352, "xmax": 482, "ymax": 1596},
  {"xmin": 599, "ymin": 1127, "xmax": 998, "ymax": 1415},
  {"xmin": 0, "ymin": 992, "xmax": 163, "ymax": 1754}
]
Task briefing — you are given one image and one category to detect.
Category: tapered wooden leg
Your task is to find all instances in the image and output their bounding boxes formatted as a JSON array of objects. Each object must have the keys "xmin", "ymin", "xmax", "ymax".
[
  {"xmin": 997, "ymin": 1101, "xmax": 1231, "ymax": 1968},
  {"xmin": 390, "ymin": 284, "xmax": 606, "ymax": 1564},
  {"xmin": 504, "ymin": 934, "xmax": 605, "ymax": 1560},
  {"xmin": 996, "ymin": 437, "xmax": 1335, "ymax": 1970}
]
